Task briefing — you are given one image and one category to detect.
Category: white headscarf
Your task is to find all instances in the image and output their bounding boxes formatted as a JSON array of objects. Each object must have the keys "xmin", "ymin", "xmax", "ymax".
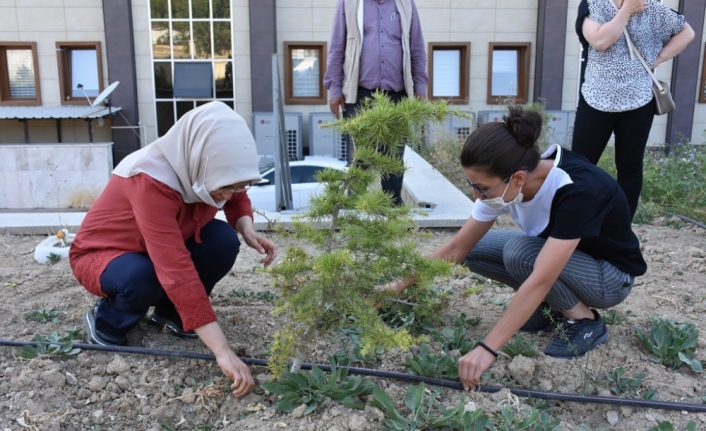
[{"xmin": 113, "ymin": 101, "xmax": 261, "ymax": 208}]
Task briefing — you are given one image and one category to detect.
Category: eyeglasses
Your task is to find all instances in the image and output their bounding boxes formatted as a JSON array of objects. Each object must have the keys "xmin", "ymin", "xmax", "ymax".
[
  {"xmin": 466, "ymin": 176, "xmax": 511, "ymax": 199},
  {"xmin": 216, "ymin": 181, "xmax": 252, "ymax": 195}
]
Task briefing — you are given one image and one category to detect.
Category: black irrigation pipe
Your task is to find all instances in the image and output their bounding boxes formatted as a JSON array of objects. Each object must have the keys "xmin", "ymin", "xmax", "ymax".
[
  {"xmin": 671, "ymin": 213, "xmax": 706, "ymax": 230},
  {"xmin": 2, "ymin": 339, "xmax": 706, "ymax": 413}
]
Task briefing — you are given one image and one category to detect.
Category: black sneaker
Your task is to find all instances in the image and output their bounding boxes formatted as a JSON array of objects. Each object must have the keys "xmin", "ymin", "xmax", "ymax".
[
  {"xmin": 148, "ymin": 312, "xmax": 199, "ymax": 340},
  {"xmin": 543, "ymin": 309, "xmax": 609, "ymax": 359},
  {"xmin": 520, "ymin": 302, "xmax": 561, "ymax": 333},
  {"xmin": 83, "ymin": 303, "xmax": 128, "ymax": 346}
]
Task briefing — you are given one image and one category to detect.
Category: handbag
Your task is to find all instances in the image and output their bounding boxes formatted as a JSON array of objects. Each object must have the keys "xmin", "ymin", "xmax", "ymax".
[
  {"xmin": 625, "ymin": 33, "xmax": 675, "ymax": 115},
  {"xmin": 608, "ymin": 0, "xmax": 675, "ymax": 115}
]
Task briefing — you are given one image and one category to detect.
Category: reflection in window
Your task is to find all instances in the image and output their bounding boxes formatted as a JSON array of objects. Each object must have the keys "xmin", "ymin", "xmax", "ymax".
[
  {"xmin": 152, "ymin": 23, "xmax": 171, "ymax": 59},
  {"xmin": 193, "ymin": 21, "xmax": 212, "ymax": 59},
  {"xmin": 0, "ymin": 43, "xmax": 41, "ymax": 105},
  {"xmin": 491, "ymin": 50, "xmax": 518, "ymax": 97},
  {"xmin": 284, "ymin": 42, "xmax": 327, "ymax": 105},
  {"xmin": 487, "ymin": 42, "xmax": 531, "ymax": 104},
  {"xmin": 171, "ymin": 0, "xmax": 188, "ymax": 18},
  {"xmin": 212, "ymin": 0, "xmax": 230, "ymax": 18},
  {"xmin": 213, "ymin": 22, "xmax": 231, "ymax": 58},
  {"xmin": 172, "ymin": 21, "xmax": 191, "ymax": 59},
  {"xmin": 192, "ymin": 0, "xmax": 209, "ymax": 18},
  {"xmin": 154, "ymin": 62, "xmax": 173, "ymax": 98}
]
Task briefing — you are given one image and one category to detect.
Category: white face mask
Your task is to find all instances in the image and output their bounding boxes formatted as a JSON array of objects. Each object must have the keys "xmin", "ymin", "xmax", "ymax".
[{"xmin": 482, "ymin": 180, "xmax": 523, "ymax": 211}]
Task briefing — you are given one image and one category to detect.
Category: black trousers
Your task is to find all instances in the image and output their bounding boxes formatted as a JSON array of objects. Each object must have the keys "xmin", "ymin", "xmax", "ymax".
[
  {"xmin": 96, "ymin": 219, "xmax": 239, "ymax": 338},
  {"xmin": 571, "ymin": 95, "xmax": 655, "ymax": 219},
  {"xmin": 343, "ymin": 86, "xmax": 407, "ymax": 206}
]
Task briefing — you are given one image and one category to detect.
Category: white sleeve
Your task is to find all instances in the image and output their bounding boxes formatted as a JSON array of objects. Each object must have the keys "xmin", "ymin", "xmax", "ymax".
[{"xmin": 470, "ymin": 200, "xmax": 506, "ymax": 222}]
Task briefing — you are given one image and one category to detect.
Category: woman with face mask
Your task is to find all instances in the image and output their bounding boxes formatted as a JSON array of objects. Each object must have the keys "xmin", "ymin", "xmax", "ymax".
[
  {"xmin": 390, "ymin": 105, "xmax": 646, "ymax": 392},
  {"xmin": 69, "ymin": 101, "xmax": 277, "ymax": 398}
]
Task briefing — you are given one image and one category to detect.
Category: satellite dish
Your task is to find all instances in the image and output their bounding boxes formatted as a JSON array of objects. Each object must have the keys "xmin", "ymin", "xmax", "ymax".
[{"xmin": 92, "ymin": 81, "xmax": 120, "ymax": 108}]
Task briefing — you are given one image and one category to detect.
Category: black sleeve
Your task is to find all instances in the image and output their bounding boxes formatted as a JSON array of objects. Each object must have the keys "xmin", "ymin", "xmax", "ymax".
[{"xmin": 576, "ymin": 0, "xmax": 590, "ymax": 86}]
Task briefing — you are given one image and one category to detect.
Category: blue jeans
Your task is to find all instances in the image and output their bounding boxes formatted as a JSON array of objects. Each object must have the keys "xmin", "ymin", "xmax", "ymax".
[{"xmin": 95, "ymin": 219, "xmax": 240, "ymax": 338}]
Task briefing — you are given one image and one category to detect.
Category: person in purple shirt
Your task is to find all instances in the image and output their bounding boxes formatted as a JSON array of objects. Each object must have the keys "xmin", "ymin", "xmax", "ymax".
[{"xmin": 324, "ymin": 0, "xmax": 429, "ymax": 206}]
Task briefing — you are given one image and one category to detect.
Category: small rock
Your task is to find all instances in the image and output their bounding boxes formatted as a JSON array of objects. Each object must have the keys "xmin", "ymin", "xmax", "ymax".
[
  {"xmin": 607, "ymin": 411, "xmax": 619, "ymax": 425},
  {"xmin": 106, "ymin": 356, "xmax": 131, "ymax": 374},
  {"xmin": 646, "ymin": 413, "xmax": 656, "ymax": 422},
  {"xmin": 507, "ymin": 355, "xmax": 535, "ymax": 387},
  {"xmin": 88, "ymin": 376, "xmax": 107, "ymax": 392},
  {"xmin": 114, "ymin": 375, "xmax": 130, "ymax": 391},
  {"xmin": 348, "ymin": 414, "xmax": 367, "ymax": 431},
  {"xmin": 180, "ymin": 387, "xmax": 196, "ymax": 404},
  {"xmin": 149, "ymin": 405, "xmax": 171, "ymax": 420},
  {"xmin": 291, "ymin": 404, "xmax": 307, "ymax": 419},
  {"xmin": 40, "ymin": 370, "xmax": 66, "ymax": 388},
  {"xmin": 65, "ymin": 372, "xmax": 78, "ymax": 385}
]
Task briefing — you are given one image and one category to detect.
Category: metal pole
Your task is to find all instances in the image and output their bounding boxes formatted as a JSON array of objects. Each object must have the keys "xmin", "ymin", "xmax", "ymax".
[{"xmin": 272, "ymin": 54, "xmax": 293, "ymax": 211}]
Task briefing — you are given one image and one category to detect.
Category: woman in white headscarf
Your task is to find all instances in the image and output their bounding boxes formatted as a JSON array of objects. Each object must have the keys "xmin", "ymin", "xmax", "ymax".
[{"xmin": 70, "ymin": 101, "xmax": 276, "ymax": 398}]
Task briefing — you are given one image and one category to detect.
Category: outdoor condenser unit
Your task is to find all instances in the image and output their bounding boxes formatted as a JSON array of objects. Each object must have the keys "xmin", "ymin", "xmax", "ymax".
[
  {"xmin": 309, "ymin": 112, "xmax": 346, "ymax": 161},
  {"xmin": 252, "ymin": 112, "xmax": 303, "ymax": 167},
  {"xmin": 424, "ymin": 110, "xmax": 473, "ymax": 144}
]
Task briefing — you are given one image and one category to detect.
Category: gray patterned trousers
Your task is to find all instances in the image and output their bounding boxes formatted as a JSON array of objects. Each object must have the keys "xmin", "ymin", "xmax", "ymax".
[{"xmin": 462, "ymin": 230, "xmax": 634, "ymax": 312}]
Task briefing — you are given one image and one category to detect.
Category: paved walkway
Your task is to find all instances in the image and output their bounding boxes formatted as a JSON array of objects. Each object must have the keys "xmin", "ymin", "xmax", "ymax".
[{"xmin": 0, "ymin": 147, "xmax": 474, "ymax": 234}]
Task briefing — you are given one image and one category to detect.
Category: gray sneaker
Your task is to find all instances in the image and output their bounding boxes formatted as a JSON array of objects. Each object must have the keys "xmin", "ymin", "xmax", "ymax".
[
  {"xmin": 543, "ymin": 309, "xmax": 609, "ymax": 358},
  {"xmin": 83, "ymin": 301, "xmax": 128, "ymax": 346}
]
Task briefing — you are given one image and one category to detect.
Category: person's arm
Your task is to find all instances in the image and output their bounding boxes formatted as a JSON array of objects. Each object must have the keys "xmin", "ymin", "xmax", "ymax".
[
  {"xmin": 581, "ymin": 0, "xmax": 646, "ymax": 51},
  {"xmin": 235, "ymin": 214, "xmax": 277, "ymax": 267},
  {"xmin": 391, "ymin": 217, "xmax": 494, "ymax": 293},
  {"xmin": 653, "ymin": 23, "xmax": 695, "ymax": 68},
  {"xmin": 457, "ymin": 237, "xmax": 580, "ymax": 391},
  {"xmin": 408, "ymin": 1, "xmax": 428, "ymax": 97},
  {"xmin": 195, "ymin": 322, "xmax": 255, "ymax": 398},
  {"xmin": 324, "ymin": 0, "xmax": 347, "ymax": 118}
]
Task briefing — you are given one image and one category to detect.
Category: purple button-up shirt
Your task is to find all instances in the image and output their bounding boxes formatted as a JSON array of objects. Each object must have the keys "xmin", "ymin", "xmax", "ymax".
[{"xmin": 324, "ymin": 0, "xmax": 428, "ymax": 100}]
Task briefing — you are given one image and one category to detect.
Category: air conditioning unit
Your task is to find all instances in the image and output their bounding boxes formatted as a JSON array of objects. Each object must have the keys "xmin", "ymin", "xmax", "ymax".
[
  {"xmin": 545, "ymin": 110, "xmax": 575, "ymax": 148},
  {"xmin": 309, "ymin": 112, "xmax": 347, "ymax": 161},
  {"xmin": 424, "ymin": 111, "xmax": 473, "ymax": 145},
  {"xmin": 475, "ymin": 110, "xmax": 507, "ymax": 126},
  {"xmin": 252, "ymin": 112, "xmax": 303, "ymax": 168}
]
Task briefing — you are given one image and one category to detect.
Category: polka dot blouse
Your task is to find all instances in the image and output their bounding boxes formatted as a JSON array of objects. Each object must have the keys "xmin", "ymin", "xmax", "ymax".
[{"xmin": 581, "ymin": 0, "xmax": 686, "ymax": 112}]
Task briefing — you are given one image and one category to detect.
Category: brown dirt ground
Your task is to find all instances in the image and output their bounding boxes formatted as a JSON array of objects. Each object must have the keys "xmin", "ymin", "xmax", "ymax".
[{"xmin": 0, "ymin": 215, "xmax": 705, "ymax": 430}]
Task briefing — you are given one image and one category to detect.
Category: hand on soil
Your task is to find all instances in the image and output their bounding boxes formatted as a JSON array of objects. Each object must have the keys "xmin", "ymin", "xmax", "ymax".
[
  {"xmin": 458, "ymin": 346, "xmax": 496, "ymax": 391},
  {"xmin": 216, "ymin": 350, "xmax": 255, "ymax": 398}
]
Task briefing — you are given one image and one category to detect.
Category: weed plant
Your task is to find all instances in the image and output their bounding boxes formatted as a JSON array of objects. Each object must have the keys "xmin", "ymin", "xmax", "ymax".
[
  {"xmin": 17, "ymin": 329, "xmax": 83, "ymax": 359},
  {"xmin": 261, "ymin": 354, "xmax": 376, "ymax": 415},
  {"xmin": 430, "ymin": 325, "xmax": 475, "ymax": 354},
  {"xmin": 493, "ymin": 405, "xmax": 561, "ymax": 431},
  {"xmin": 228, "ymin": 289, "xmax": 278, "ymax": 303},
  {"xmin": 501, "ymin": 334, "xmax": 538, "ymax": 358},
  {"xmin": 603, "ymin": 309, "xmax": 632, "ymax": 325},
  {"xmin": 599, "ymin": 367, "xmax": 646, "ymax": 397},
  {"xmin": 649, "ymin": 420, "xmax": 697, "ymax": 431},
  {"xmin": 404, "ymin": 343, "xmax": 459, "ymax": 379},
  {"xmin": 634, "ymin": 317, "xmax": 701, "ymax": 372},
  {"xmin": 378, "ymin": 284, "xmax": 451, "ymax": 334},
  {"xmin": 372, "ymin": 382, "xmax": 492, "ymax": 431},
  {"xmin": 24, "ymin": 307, "xmax": 63, "ymax": 323}
]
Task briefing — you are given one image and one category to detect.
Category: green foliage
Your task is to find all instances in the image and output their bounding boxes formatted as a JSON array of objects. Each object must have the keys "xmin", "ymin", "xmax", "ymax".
[
  {"xmin": 603, "ymin": 309, "xmax": 632, "ymax": 326},
  {"xmin": 378, "ymin": 285, "xmax": 451, "ymax": 334},
  {"xmin": 17, "ymin": 329, "xmax": 83, "ymax": 359},
  {"xmin": 336, "ymin": 326, "xmax": 385, "ymax": 366},
  {"xmin": 261, "ymin": 355, "xmax": 376, "ymax": 415},
  {"xmin": 447, "ymin": 313, "xmax": 482, "ymax": 330},
  {"xmin": 500, "ymin": 334, "xmax": 538, "ymax": 358},
  {"xmin": 648, "ymin": 420, "xmax": 697, "ymax": 431},
  {"xmin": 430, "ymin": 325, "xmax": 475, "ymax": 355},
  {"xmin": 634, "ymin": 317, "xmax": 701, "ymax": 371},
  {"xmin": 599, "ymin": 367, "xmax": 646, "ymax": 397},
  {"xmin": 24, "ymin": 307, "xmax": 63, "ymax": 323},
  {"xmin": 46, "ymin": 253, "xmax": 62, "ymax": 265},
  {"xmin": 493, "ymin": 405, "xmax": 561, "ymax": 431},
  {"xmin": 228, "ymin": 289, "xmax": 278, "ymax": 303},
  {"xmin": 598, "ymin": 144, "xmax": 706, "ymax": 223},
  {"xmin": 267, "ymin": 95, "xmax": 455, "ymax": 375},
  {"xmin": 372, "ymin": 382, "xmax": 493, "ymax": 431},
  {"xmin": 404, "ymin": 343, "xmax": 459, "ymax": 379}
]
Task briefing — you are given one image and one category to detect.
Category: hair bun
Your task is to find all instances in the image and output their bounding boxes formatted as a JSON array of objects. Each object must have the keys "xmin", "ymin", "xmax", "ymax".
[{"xmin": 503, "ymin": 106, "xmax": 542, "ymax": 149}]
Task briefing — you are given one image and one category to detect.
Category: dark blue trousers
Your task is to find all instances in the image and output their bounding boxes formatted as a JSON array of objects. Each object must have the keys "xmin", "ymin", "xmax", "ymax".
[
  {"xmin": 96, "ymin": 219, "xmax": 240, "ymax": 338},
  {"xmin": 344, "ymin": 86, "xmax": 407, "ymax": 206}
]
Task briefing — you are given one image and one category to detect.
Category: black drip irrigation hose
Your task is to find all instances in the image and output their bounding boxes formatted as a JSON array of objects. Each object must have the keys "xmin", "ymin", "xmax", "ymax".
[
  {"xmin": 671, "ymin": 213, "xmax": 706, "ymax": 230},
  {"xmin": 2, "ymin": 339, "xmax": 706, "ymax": 413}
]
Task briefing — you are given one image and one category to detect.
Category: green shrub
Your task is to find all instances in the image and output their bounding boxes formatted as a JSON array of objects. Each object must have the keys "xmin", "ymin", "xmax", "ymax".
[{"xmin": 634, "ymin": 317, "xmax": 701, "ymax": 372}]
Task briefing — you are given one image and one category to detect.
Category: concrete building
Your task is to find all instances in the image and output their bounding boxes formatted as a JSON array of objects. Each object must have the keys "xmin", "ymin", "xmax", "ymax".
[{"xmin": 1, "ymin": 0, "xmax": 705, "ymax": 208}]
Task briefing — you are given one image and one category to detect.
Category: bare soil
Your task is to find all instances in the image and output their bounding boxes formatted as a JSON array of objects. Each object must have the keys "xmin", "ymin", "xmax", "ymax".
[{"xmin": 1, "ymin": 216, "xmax": 705, "ymax": 430}]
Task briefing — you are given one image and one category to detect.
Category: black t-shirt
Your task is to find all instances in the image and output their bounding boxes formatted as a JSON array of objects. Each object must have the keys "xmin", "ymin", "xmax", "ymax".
[{"xmin": 540, "ymin": 148, "xmax": 647, "ymax": 276}]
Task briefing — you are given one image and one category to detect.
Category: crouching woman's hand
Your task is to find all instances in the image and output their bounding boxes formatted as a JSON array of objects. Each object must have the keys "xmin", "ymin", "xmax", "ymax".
[{"xmin": 196, "ymin": 321, "xmax": 255, "ymax": 398}]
